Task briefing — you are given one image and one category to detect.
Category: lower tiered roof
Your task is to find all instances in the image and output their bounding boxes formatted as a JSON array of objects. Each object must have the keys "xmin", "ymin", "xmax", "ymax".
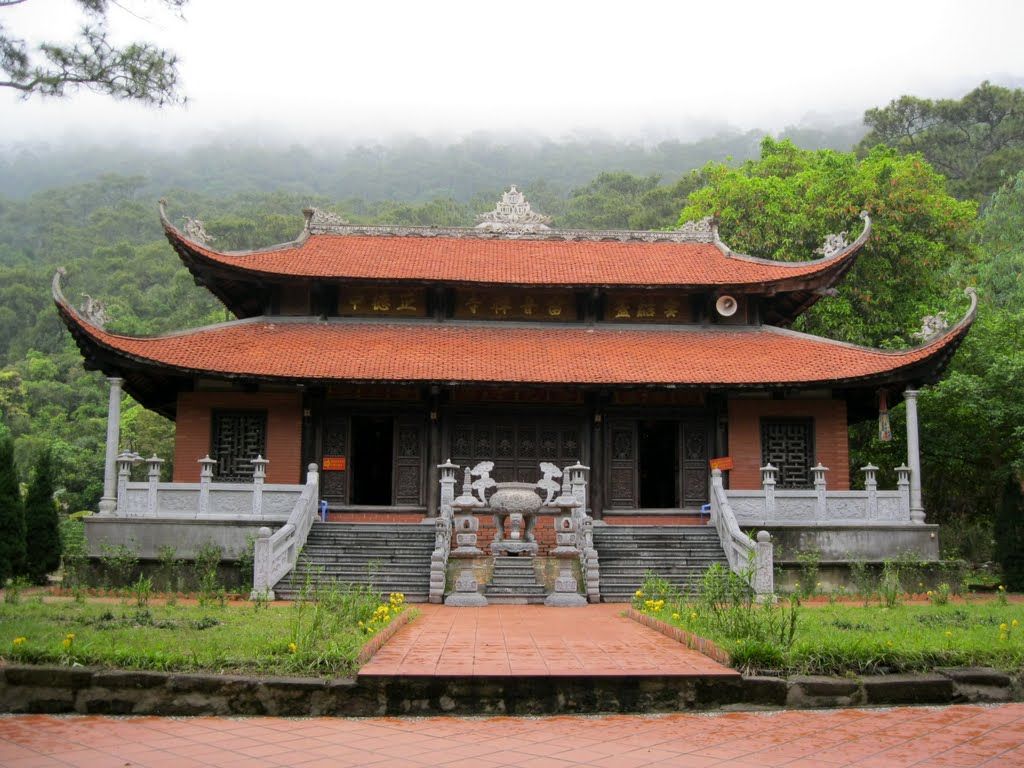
[{"xmin": 53, "ymin": 271, "xmax": 976, "ymax": 419}]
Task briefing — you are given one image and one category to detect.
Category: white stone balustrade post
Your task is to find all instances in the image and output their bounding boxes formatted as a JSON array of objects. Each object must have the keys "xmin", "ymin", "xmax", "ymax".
[
  {"xmin": 197, "ymin": 455, "xmax": 217, "ymax": 516},
  {"xmin": 812, "ymin": 463, "xmax": 829, "ymax": 518},
  {"xmin": 251, "ymin": 455, "xmax": 269, "ymax": 517},
  {"xmin": 760, "ymin": 463, "xmax": 777, "ymax": 518},
  {"xmin": 896, "ymin": 464, "xmax": 911, "ymax": 521},
  {"xmin": 145, "ymin": 455, "xmax": 164, "ymax": 516},
  {"xmin": 251, "ymin": 526, "xmax": 274, "ymax": 601},
  {"xmin": 115, "ymin": 452, "xmax": 136, "ymax": 516},
  {"xmin": 98, "ymin": 376, "xmax": 124, "ymax": 515},
  {"xmin": 862, "ymin": 464, "xmax": 879, "ymax": 520},
  {"xmin": 904, "ymin": 388, "xmax": 925, "ymax": 523},
  {"xmin": 438, "ymin": 459, "xmax": 458, "ymax": 520},
  {"xmin": 567, "ymin": 462, "xmax": 590, "ymax": 517},
  {"xmin": 754, "ymin": 530, "xmax": 774, "ymax": 599}
]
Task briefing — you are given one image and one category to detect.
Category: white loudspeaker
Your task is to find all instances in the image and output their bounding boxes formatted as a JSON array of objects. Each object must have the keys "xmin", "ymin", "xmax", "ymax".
[{"xmin": 715, "ymin": 295, "xmax": 738, "ymax": 317}]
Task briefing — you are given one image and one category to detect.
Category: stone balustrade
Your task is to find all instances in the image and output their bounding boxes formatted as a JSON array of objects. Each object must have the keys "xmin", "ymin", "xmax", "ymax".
[
  {"xmin": 726, "ymin": 463, "xmax": 917, "ymax": 525},
  {"xmin": 709, "ymin": 469, "xmax": 774, "ymax": 598},
  {"xmin": 113, "ymin": 453, "xmax": 305, "ymax": 520}
]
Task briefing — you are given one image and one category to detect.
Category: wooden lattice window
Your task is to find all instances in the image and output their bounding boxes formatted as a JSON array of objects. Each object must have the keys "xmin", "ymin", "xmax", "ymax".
[
  {"xmin": 211, "ymin": 410, "xmax": 267, "ymax": 481},
  {"xmin": 760, "ymin": 419, "xmax": 814, "ymax": 489}
]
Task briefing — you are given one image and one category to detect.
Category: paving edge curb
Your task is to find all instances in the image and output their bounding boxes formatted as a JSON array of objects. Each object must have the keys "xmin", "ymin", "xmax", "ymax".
[
  {"xmin": 625, "ymin": 607, "xmax": 732, "ymax": 666},
  {"xmin": 355, "ymin": 608, "xmax": 417, "ymax": 666}
]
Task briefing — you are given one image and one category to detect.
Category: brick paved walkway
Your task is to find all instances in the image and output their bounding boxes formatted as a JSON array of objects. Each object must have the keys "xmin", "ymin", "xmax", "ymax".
[
  {"xmin": 359, "ymin": 604, "xmax": 735, "ymax": 677},
  {"xmin": 2, "ymin": 705, "xmax": 1023, "ymax": 767}
]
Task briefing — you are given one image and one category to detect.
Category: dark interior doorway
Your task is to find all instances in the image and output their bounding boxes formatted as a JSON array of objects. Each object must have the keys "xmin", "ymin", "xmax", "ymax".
[
  {"xmin": 639, "ymin": 420, "xmax": 678, "ymax": 508},
  {"xmin": 351, "ymin": 415, "xmax": 393, "ymax": 505}
]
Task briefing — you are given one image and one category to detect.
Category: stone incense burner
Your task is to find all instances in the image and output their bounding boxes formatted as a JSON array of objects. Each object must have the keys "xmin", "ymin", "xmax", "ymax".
[{"xmin": 488, "ymin": 481, "xmax": 543, "ymax": 555}]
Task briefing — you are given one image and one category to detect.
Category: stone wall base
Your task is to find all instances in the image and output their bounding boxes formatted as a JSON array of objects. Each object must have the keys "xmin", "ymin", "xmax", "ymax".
[{"xmin": 1, "ymin": 665, "xmax": 1019, "ymax": 717}]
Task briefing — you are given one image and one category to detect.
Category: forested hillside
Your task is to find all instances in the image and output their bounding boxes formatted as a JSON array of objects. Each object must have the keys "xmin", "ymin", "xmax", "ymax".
[{"xmin": 0, "ymin": 82, "xmax": 1020, "ymax": 561}]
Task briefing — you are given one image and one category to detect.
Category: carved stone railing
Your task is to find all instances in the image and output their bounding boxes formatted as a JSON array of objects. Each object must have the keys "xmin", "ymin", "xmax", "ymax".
[
  {"xmin": 429, "ymin": 459, "xmax": 458, "ymax": 603},
  {"xmin": 710, "ymin": 469, "xmax": 773, "ymax": 598},
  {"xmin": 251, "ymin": 464, "xmax": 320, "ymax": 600},
  {"xmin": 727, "ymin": 463, "xmax": 915, "ymax": 525},
  {"xmin": 114, "ymin": 453, "xmax": 304, "ymax": 520}
]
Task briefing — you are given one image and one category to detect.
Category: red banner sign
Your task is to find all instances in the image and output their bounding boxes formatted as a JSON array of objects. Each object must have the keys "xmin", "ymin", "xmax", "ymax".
[
  {"xmin": 322, "ymin": 456, "xmax": 346, "ymax": 471},
  {"xmin": 709, "ymin": 456, "xmax": 734, "ymax": 471}
]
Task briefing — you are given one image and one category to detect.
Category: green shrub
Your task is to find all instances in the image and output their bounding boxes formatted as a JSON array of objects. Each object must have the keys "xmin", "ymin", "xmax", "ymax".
[
  {"xmin": 23, "ymin": 449, "xmax": 60, "ymax": 585},
  {"xmin": 99, "ymin": 542, "xmax": 139, "ymax": 590},
  {"xmin": 58, "ymin": 518, "xmax": 88, "ymax": 591},
  {"xmin": 879, "ymin": 560, "xmax": 903, "ymax": 607},
  {"xmin": 995, "ymin": 477, "xmax": 1024, "ymax": 590},
  {"xmin": 795, "ymin": 550, "xmax": 821, "ymax": 597},
  {"xmin": 848, "ymin": 557, "xmax": 875, "ymax": 604},
  {"xmin": 928, "ymin": 583, "xmax": 951, "ymax": 605}
]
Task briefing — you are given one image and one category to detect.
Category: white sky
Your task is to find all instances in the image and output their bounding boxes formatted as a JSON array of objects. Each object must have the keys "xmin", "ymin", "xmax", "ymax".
[{"xmin": 3, "ymin": 0, "xmax": 1024, "ymax": 147}]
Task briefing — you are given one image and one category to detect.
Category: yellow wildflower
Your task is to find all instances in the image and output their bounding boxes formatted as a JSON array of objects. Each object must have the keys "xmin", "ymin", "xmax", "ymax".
[
  {"xmin": 288, "ymin": 642, "xmax": 298, "ymax": 653},
  {"xmin": 672, "ymin": 613, "xmax": 680, "ymax": 621},
  {"xmin": 635, "ymin": 589, "xmax": 644, "ymax": 598},
  {"xmin": 12, "ymin": 636, "xmax": 26, "ymax": 646},
  {"xmin": 944, "ymin": 630, "xmax": 953, "ymax": 638},
  {"xmin": 1000, "ymin": 623, "xmax": 1009, "ymax": 632},
  {"xmin": 690, "ymin": 612, "xmax": 698, "ymax": 621},
  {"xmin": 1013, "ymin": 620, "xmax": 1020, "ymax": 628}
]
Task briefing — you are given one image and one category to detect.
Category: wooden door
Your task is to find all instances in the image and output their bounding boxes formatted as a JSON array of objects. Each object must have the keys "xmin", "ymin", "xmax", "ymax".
[
  {"xmin": 606, "ymin": 419, "xmax": 639, "ymax": 508},
  {"xmin": 392, "ymin": 417, "xmax": 426, "ymax": 506},
  {"xmin": 680, "ymin": 419, "xmax": 710, "ymax": 506},
  {"xmin": 320, "ymin": 414, "xmax": 350, "ymax": 506}
]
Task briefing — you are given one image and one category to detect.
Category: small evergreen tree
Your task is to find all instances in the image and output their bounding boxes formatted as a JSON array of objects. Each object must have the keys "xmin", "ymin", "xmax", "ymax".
[
  {"xmin": 24, "ymin": 449, "xmax": 61, "ymax": 584},
  {"xmin": 0, "ymin": 436, "xmax": 26, "ymax": 583},
  {"xmin": 995, "ymin": 476, "xmax": 1024, "ymax": 591}
]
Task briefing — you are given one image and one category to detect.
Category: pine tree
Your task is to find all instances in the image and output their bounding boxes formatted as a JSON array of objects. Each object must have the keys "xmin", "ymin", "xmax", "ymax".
[
  {"xmin": 24, "ymin": 449, "xmax": 61, "ymax": 585},
  {"xmin": 995, "ymin": 476, "xmax": 1024, "ymax": 591},
  {"xmin": 0, "ymin": 436, "xmax": 26, "ymax": 584}
]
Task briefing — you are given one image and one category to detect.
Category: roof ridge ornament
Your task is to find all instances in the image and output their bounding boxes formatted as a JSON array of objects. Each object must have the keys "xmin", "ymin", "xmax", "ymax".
[
  {"xmin": 183, "ymin": 217, "xmax": 215, "ymax": 245},
  {"xmin": 815, "ymin": 230, "xmax": 850, "ymax": 259},
  {"xmin": 307, "ymin": 208, "xmax": 351, "ymax": 234},
  {"xmin": 674, "ymin": 216, "xmax": 715, "ymax": 239},
  {"xmin": 475, "ymin": 185, "xmax": 552, "ymax": 234}
]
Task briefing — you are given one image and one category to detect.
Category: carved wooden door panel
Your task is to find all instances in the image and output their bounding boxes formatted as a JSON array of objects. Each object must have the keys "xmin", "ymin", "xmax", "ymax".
[
  {"xmin": 606, "ymin": 419, "xmax": 638, "ymax": 508},
  {"xmin": 450, "ymin": 417, "xmax": 582, "ymax": 484},
  {"xmin": 392, "ymin": 418, "xmax": 426, "ymax": 506},
  {"xmin": 680, "ymin": 420, "xmax": 710, "ymax": 506},
  {"xmin": 320, "ymin": 414, "xmax": 350, "ymax": 506}
]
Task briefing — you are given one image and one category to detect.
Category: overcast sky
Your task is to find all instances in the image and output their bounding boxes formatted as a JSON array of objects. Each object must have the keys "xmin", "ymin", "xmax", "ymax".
[{"xmin": 3, "ymin": 0, "xmax": 1024, "ymax": 147}]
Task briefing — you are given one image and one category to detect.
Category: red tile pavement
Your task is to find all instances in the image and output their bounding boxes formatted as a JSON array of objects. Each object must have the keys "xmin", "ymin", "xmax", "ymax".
[
  {"xmin": 358, "ymin": 604, "xmax": 737, "ymax": 678},
  {"xmin": 2, "ymin": 705, "xmax": 1024, "ymax": 767}
]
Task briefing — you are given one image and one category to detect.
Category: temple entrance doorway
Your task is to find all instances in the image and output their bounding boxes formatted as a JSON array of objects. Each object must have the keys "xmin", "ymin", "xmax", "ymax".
[
  {"xmin": 350, "ymin": 415, "xmax": 393, "ymax": 505},
  {"xmin": 638, "ymin": 420, "xmax": 679, "ymax": 508}
]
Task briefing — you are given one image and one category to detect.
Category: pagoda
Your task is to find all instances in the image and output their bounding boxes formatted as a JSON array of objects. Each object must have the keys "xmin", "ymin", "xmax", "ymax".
[{"xmin": 53, "ymin": 187, "xmax": 976, "ymax": 599}]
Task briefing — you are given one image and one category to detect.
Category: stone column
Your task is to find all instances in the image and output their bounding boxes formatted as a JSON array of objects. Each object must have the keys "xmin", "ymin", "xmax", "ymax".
[
  {"xmin": 862, "ymin": 464, "xmax": 879, "ymax": 520},
  {"xmin": 896, "ymin": 464, "xmax": 911, "ymax": 521},
  {"xmin": 812, "ymin": 463, "xmax": 829, "ymax": 519},
  {"xmin": 760, "ymin": 463, "xmax": 777, "ymax": 519},
  {"xmin": 145, "ymin": 455, "xmax": 164, "ymax": 516},
  {"xmin": 115, "ymin": 452, "xmax": 136, "ymax": 516},
  {"xmin": 251, "ymin": 455, "xmax": 269, "ymax": 517},
  {"xmin": 754, "ymin": 530, "xmax": 774, "ymax": 599},
  {"xmin": 904, "ymin": 388, "xmax": 925, "ymax": 523},
  {"xmin": 197, "ymin": 455, "xmax": 217, "ymax": 516},
  {"xmin": 97, "ymin": 376, "xmax": 124, "ymax": 515}
]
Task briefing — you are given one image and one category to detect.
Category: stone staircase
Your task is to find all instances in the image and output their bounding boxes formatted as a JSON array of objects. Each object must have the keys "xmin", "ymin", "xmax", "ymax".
[
  {"xmin": 592, "ymin": 524, "xmax": 728, "ymax": 602},
  {"xmin": 483, "ymin": 556, "xmax": 547, "ymax": 604},
  {"xmin": 274, "ymin": 522, "xmax": 434, "ymax": 601}
]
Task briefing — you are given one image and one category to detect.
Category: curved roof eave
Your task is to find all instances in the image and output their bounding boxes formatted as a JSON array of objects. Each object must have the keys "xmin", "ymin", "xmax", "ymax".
[{"xmin": 159, "ymin": 202, "xmax": 870, "ymax": 295}]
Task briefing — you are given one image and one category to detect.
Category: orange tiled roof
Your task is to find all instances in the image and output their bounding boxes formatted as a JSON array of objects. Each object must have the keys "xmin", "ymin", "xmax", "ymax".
[
  {"xmin": 55, "ymin": 295, "xmax": 975, "ymax": 389},
  {"xmin": 163, "ymin": 216, "xmax": 870, "ymax": 288}
]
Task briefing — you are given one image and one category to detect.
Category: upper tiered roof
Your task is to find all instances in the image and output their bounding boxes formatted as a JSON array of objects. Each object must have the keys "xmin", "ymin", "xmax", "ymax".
[{"xmin": 159, "ymin": 189, "xmax": 871, "ymax": 323}]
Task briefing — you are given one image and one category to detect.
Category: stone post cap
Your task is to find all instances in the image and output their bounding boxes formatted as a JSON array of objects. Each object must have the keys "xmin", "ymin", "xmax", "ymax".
[
  {"xmin": 811, "ymin": 462, "xmax": 829, "ymax": 472},
  {"xmin": 711, "ymin": 468, "xmax": 722, "ymax": 478},
  {"xmin": 895, "ymin": 463, "xmax": 911, "ymax": 472},
  {"xmin": 860, "ymin": 464, "xmax": 879, "ymax": 471},
  {"xmin": 198, "ymin": 455, "xmax": 217, "ymax": 466},
  {"xmin": 146, "ymin": 454, "xmax": 164, "ymax": 464},
  {"xmin": 756, "ymin": 530, "xmax": 771, "ymax": 543},
  {"xmin": 251, "ymin": 454, "xmax": 269, "ymax": 466},
  {"xmin": 257, "ymin": 526, "xmax": 272, "ymax": 538},
  {"xmin": 437, "ymin": 458, "xmax": 459, "ymax": 470},
  {"xmin": 760, "ymin": 463, "xmax": 777, "ymax": 471},
  {"xmin": 307, "ymin": 462, "xmax": 318, "ymax": 473},
  {"xmin": 566, "ymin": 462, "xmax": 590, "ymax": 472}
]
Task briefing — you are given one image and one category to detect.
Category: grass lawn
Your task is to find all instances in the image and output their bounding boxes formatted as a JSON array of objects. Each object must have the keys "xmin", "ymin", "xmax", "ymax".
[
  {"xmin": 643, "ymin": 597, "xmax": 1024, "ymax": 676},
  {"xmin": 0, "ymin": 589, "xmax": 408, "ymax": 678}
]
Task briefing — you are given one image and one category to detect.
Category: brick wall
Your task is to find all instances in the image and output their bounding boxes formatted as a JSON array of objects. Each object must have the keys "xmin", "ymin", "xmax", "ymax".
[
  {"xmin": 727, "ymin": 398, "xmax": 849, "ymax": 490},
  {"xmin": 173, "ymin": 392, "xmax": 303, "ymax": 484}
]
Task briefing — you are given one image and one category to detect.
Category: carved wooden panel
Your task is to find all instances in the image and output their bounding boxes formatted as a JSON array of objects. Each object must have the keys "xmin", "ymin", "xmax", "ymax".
[
  {"xmin": 681, "ymin": 422, "xmax": 709, "ymax": 506},
  {"xmin": 337, "ymin": 286, "xmax": 427, "ymax": 317},
  {"xmin": 451, "ymin": 417, "xmax": 582, "ymax": 486},
  {"xmin": 393, "ymin": 418, "xmax": 425, "ymax": 505},
  {"xmin": 761, "ymin": 419, "xmax": 814, "ymax": 489},
  {"xmin": 606, "ymin": 420, "xmax": 638, "ymax": 508},
  {"xmin": 605, "ymin": 292, "xmax": 695, "ymax": 323},
  {"xmin": 211, "ymin": 410, "xmax": 267, "ymax": 482},
  {"xmin": 321, "ymin": 415, "xmax": 350, "ymax": 504},
  {"xmin": 452, "ymin": 288, "xmax": 576, "ymax": 321}
]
